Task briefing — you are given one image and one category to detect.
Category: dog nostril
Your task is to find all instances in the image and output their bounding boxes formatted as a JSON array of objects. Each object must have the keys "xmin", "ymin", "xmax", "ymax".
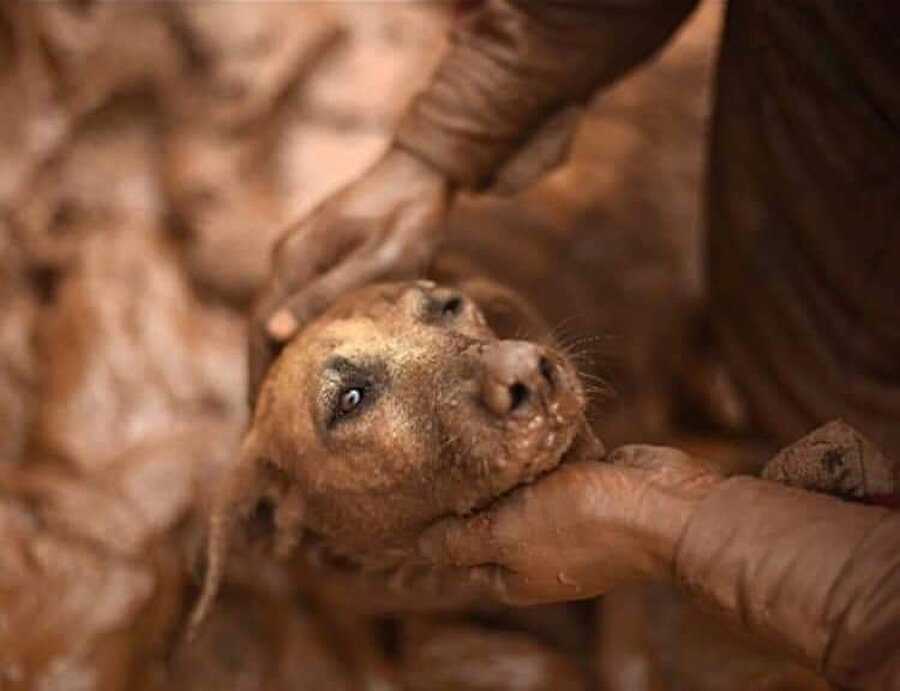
[
  {"xmin": 539, "ymin": 356, "xmax": 555, "ymax": 387},
  {"xmin": 508, "ymin": 381, "xmax": 530, "ymax": 411}
]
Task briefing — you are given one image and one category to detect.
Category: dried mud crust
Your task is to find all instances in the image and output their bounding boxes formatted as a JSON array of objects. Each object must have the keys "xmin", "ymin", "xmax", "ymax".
[
  {"xmin": 0, "ymin": 4, "xmax": 457, "ymax": 688},
  {"xmin": 35, "ymin": 229, "xmax": 246, "ymax": 474}
]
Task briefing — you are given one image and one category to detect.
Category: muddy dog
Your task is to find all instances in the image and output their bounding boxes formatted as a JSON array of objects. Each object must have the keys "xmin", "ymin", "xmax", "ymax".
[{"xmin": 192, "ymin": 277, "xmax": 605, "ymax": 687}]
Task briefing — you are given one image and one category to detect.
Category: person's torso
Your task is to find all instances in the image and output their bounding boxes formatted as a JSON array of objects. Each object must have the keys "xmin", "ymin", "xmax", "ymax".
[{"xmin": 707, "ymin": 0, "xmax": 900, "ymax": 457}]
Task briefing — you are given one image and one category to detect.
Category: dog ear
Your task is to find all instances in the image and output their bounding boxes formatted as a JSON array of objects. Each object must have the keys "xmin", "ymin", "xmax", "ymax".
[
  {"xmin": 457, "ymin": 276, "xmax": 553, "ymax": 344},
  {"xmin": 187, "ymin": 429, "xmax": 304, "ymax": 638}
]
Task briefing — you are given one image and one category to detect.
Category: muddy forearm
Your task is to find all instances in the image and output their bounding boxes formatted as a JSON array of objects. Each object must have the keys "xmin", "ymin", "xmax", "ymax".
[
  {"xmin": 675, "ymin": 477, "xmax": 900, "ymax": 690},
  {"xmin": 395, "ymin": 0, "xmax": 698, "ymax": 188}
]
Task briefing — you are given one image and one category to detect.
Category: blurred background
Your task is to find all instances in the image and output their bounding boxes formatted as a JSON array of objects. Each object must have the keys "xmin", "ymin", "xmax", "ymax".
[{"xmin": 0, "ymin": 2, "xmax": 830, "ymax": 690}]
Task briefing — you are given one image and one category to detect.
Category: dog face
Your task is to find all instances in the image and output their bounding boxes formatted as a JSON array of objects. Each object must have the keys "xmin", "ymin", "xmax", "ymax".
[
  {"xmin": 192, "ymin": 280, "xmax": 595, "ymax": 630},
  {"xmin": 258, "ymin": 280, "xmax": 588, "ymax": 551}
]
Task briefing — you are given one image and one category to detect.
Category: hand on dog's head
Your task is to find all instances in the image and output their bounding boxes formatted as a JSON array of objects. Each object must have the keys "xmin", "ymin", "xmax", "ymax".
[{"xmin": 190, "ymin": 279, "xmax": 598, "ymax": 634}]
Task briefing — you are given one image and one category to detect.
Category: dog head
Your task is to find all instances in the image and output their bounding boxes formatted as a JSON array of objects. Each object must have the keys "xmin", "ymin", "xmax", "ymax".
[{"xmin": 192, "ymin": 279, "xmax": 599, "ymax": 629}]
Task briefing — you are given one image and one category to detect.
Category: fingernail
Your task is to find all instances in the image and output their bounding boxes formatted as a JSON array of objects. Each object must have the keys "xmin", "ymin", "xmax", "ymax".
[{"xmin": 267, "ymin": 310, "xmax": 298, "ymax": 341}]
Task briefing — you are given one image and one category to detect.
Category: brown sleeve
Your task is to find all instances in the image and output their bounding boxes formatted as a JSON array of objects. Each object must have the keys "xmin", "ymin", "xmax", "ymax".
[
  {"xmin": 675, "ymin": 476, "xmax": 900, "ymax": 690},
  {"xmin": 394, "ymin": 0, "xmax": 699, "ymax": 188}
]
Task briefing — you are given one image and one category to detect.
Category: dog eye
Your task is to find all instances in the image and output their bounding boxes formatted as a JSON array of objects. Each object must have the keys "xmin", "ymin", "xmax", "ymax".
[{"xmin": 338, "ymin": 387, "xmax": 364, "ymax": 415}]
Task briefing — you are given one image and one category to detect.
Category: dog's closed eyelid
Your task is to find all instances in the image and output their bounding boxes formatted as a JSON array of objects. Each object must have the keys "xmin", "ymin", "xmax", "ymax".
[
  {"xmin": 419, "ymin": 292, "xmax": 468, "ymax": 324},
  {"xmin": 441, "ymin": 295, "xmax": 465, "ymax": 317}
]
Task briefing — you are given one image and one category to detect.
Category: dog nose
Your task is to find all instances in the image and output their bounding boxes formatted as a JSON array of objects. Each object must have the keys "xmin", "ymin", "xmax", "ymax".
[{"xmin": 478, "ymin": 341, "xmax": 557, "ymax": 417}]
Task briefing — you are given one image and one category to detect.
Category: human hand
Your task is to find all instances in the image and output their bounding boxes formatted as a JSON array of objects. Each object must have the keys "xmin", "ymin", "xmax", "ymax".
[
  {"xmin": 417, "ymin": 445, "xmax": 723, "ymax": 606},
  {"xmin": 249, "ymin": 147, "xmax": 453, "ymax": 403}
]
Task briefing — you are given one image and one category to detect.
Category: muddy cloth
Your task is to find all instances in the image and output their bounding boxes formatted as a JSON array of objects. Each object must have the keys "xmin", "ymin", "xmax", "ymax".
[
  {"xmin": 675, "ymin": 421, "xmax": 899, "ymax": 689},
  {"xmin": 676, "ymin": 477, "xmax": 900, "ymax": 690},
  {"xmin": 761, "ymin": 419, "xmax": 898, "ymax": 504},
  {"xmin": 395, "ymin": 0, "xmax": 900, "ymax": 458}
]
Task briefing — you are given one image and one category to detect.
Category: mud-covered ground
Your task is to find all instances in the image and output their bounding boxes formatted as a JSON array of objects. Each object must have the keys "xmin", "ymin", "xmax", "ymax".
[{"xmin": 0, "ymin": 3, "xmax": 829, "ymax": 689}]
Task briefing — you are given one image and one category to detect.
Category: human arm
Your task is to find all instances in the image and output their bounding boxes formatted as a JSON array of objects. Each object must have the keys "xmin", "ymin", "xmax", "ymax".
[
  {"xmin": 249, "ymin": 0, "xmax": 700, "ymax": 402},
  {"xmin": 675, "ymin": 476, "xmax": 900, "ymax": 690},
  {"xmin": 396, "ymin": 0, "xmax": 699, "ymax": 188},
  {"xmin": 421, "ymin": 445, "xmax": 900, "ymax": 690}
]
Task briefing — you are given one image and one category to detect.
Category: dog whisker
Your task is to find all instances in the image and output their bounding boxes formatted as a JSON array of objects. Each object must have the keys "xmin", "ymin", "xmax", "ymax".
[{"xmin": 548, "ymin": 314, "xmax": 583, "ymax": 343}]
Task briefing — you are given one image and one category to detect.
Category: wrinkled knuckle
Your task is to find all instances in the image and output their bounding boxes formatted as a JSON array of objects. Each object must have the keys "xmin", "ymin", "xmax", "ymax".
[
  {"xmin": 605, "ymin": 446, "xmax": 633, "ymax": 467},
  {"xmin": 608, "ymin": 444, "xmax": 648, "ymax": 464}
]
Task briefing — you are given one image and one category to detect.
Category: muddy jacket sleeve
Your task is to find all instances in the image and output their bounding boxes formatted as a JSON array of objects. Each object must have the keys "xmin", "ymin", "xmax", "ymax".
[
  {"xmin": 394, "ymin": 0, "xmax": 698, "ymax": 188},
  {"xmin": 675, "ymin": 477, "xmax": 900, "ymax": 690}
]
